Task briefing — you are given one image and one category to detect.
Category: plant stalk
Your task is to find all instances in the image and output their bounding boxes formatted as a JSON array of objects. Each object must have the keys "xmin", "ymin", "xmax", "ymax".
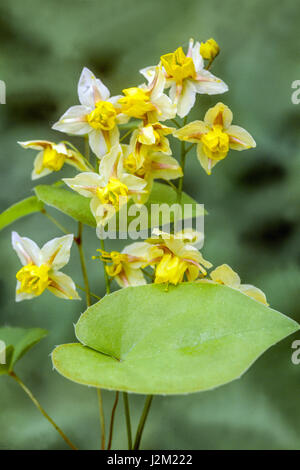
[
  {"xmin": 107, "ymin": 391, "xmax": 119, "ymax": 450},
  {"xmin": 123, "ymin": 392, "xmax": 132, "ymax": 450},
  {"xmin": 9, "ymin": 371, "xmax": 78, "ymax": 450},
  {"xmin": 133, "ymin": 395, "xmax": 153, "ymax": 450}
]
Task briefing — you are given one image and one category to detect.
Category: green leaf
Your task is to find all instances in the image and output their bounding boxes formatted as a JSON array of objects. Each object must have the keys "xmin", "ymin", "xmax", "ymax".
[
  {"xmin": 52, "ymin": 283, "xmax": 299, "ymax": 395},
  {"xmin": 0, "ymin": 196, "xmax": 44, "ymax": 231},
  {"xmin": 34, "ymin": 183, "xmax": 203, "ymax": 229},
  {"xmin": 34, "ymin": 185, "xmax": 95, "ymax": 227},
  {"xmin": 0, "ymin": 327, "xmax": 48, "ymax": 374}
]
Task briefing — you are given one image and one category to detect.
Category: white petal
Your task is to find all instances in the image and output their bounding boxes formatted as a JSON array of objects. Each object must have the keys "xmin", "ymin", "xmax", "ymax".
[
  {"xmin": 63, "ymin": 172, "xmax": 103, "ymax": 197},
  {"xmin": 154, "ymin": 94, "xmax": 177, "ymax": 120},
  {"xmin": 121, "ymin": 173, "xmax": 147, "ymax": 191},
  {"xmin": 88, "ymin": 130, "xmax": 108, "ymax": 158},
  {"xmin": 48, "ymin": 271, "xmax": 80, "ymax": 300},
  {"xmin": 18, "ymin": 140, "xmax": 52, "ymax": 151},
  {"xmin": 139, "ymin": 65, "xmax": 157, "ymax": 84},
  {"xmin": 52, "ymin": 105, "xmax": 91, "ymax": 135},
  {"xmin": 191, "ymin": 41, "xmax": 204, "ymax": 72},
  {"xmin": 100, "ymin": 143, "xmax": 122, "ymax": 180},
  {"xmin": 31, "ymin": 152, "xmax": 52, "ymax": 180},
  {"xmin": 11, "ymin": 231, "xmax": 41, "ymax": 266},
  {"xmin": 78, "ymin": 67, "xmax": 110, "ymax": 107},
  {"xmin": 227, "ymin": 125, "xmax": 256, "ymax": 150},
  {"xmin": 177, "ymin": 80, "xmax": 196, "ymax": 118},
  {"xmin": 193, "ymin": 70, "xmax": 228, "ymax": 96},
  {"xmin": 41, "ymin": 234, "xmax": 74, "ymax": 270},
  {"xmin": 15, "ymin": 281, "xmax": 36, "ymax": 302}
]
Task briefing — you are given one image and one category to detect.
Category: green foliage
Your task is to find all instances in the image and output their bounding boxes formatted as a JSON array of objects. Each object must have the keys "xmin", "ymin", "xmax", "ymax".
[
  {"xmin": 0, "ymin": 197, "xmax": 44, "ymax": 232},
  {"xmin": 52, "ymin": 283, "xmax": 298, "ymax": 394},
  {"xmin": 0, "ymin": 327, "xmax": 48, "ymax": 374}
]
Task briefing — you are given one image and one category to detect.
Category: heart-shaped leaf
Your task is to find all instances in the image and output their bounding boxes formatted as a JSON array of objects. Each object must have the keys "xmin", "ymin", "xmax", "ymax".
[
  {"xmin": 0, "ymin": 196, "xmax": 44, "ymax": 232},
  {"xmin": 34, "ymin": 182, "xmax": 203, "ymax": 230},
  {"xmin": 0, "ymin": 327, "xmax": 48, "ymax": 374},
  {"xmin": 52, "ymin": 283, "xmax": 299, "ymax": 394}
]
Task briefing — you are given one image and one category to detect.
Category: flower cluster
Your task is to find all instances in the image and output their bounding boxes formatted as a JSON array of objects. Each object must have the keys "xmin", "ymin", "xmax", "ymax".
[
  {"xmin": 12, "ymin": 37, "xmax": 265, "ymax": 304},
  {"xmin": 97, "ymin": 228, "xmax": 268, "ymax": 305}
]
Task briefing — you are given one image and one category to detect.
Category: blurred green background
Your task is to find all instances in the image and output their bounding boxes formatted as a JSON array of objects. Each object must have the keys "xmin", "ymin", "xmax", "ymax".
[{"xmin": 1, "ymin": 0, "xmax": 300, "ymax": 450}]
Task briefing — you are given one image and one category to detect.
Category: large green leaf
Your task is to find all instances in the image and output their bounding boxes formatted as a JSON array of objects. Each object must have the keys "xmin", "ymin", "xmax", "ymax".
[
  {"xmin": 0, "ymin": 196, "xmax": 44, "ymax": 231},
  {"xmin": 0, "ymin": 327, "xmax": 48, "ymax": 374},
  {"xmin": 34, "ymin": 183, "xmax": 203, "ymax": 230},
  {"xmin": 52, "ymin": 283, "xmax": 299, "ymax": 395}
]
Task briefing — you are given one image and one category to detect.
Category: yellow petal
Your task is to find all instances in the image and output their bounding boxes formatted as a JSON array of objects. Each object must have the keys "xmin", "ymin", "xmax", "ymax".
[
  {"xmin": 227, "ymin": 125, "xmax": 256, "ymax": 151},
  {"xmin": 174, "ymin": 120, "xmax": 208, "ymax": 143},
  {"xmin": 196, "ymin": 144, "xmax": 218, "ymax": 175},
  {"xmin": 210, "ymin": 264, "xmax": 241, "ymax": 288},
  {"xmin": 239, "ymin": 284, "xmax": 269, "ymax": 305},
  {"xmin": 204, "ymin": 102, "xmax": 233, "ymax": 129}
]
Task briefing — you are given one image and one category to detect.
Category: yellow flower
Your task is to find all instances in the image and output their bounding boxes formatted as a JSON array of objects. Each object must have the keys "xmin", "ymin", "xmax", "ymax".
[
  {"xmin": 161, "ymin": 47, "xmax": 196, "ymax": 84},
  {"xmin": 147, "ymin": 229, "xmax": 212, "ymax": 285},
  {"xmin": 200, "ymin": 38, "xmax": 220, "ymax": 61},
  {"xmin": 123, "ymin": 140, "xmax": 182, "ymax": 204},
  {"xmin": 98, "ymin": 242, "xmax": 163, "ymax": 288},
  {"xmin": 207, "ymin": 264, "xmax": 268, "ymax": 305},
  {"xmin": 173, "ymin": 102, "xmax": 256, "ymax": 174},
  {"xmin": 140, "ymin": 39, "xmax": 228, "ymax": 118},
  {"xmin": 18, "ymin": 140, "xmax": 90, "ymax": 180},
  {"xmin": 63, "ymin": 144, "xmax": 147, "ymax": 227},
  {"xmin": 12, "ymin": 232, "xmax": 80, "ymax": 302},
  {"xmin": 52, "ymin": 67, "xmax": 128, "ymax": 158},
  {"xmin": 118, "ymin": 67, "xmax": 176, "ymax": 123}
]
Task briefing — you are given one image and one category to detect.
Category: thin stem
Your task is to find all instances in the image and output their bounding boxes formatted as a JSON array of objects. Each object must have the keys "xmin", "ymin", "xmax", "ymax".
[
  {"xmin": 171, "ymin": 118, "xmax": 181, "ymax": 128},
  {"xmin": 123, "ymin": 392, "xmax": 132, "ymax": 450},
  {"xmin": 162, "ymin": 179, "xmax": 178, "ymax": 193},
  {"xmin": 42, "ymin": 209, "xmax": 69, "ymax": 235},
  {"xmin": 185, "ymin": 142, "xmax": 196, "ymax": 155},
  {"xmin": 75, "ymin": 283, "xmax": 101, "ymax": 301},
  {"xmin": 107, "ymin": 391, "xmax": 119, "ymax": 450},
  {"xmin": 100, "ymin": 238, "xmax": 111, "ymax": 294},
  {"xmin": 75, "ymin": 222, "xmax": 91, "ymax": 307},
  {"xmin": 97, "ymin": 389, "xmax": 106, "ymax": 450},
  {"xmin": 9, "ymin": 371, "xmax": 77, "ymax": 450},
  {"xmin": 133, "ymin": 395, "xmax": 153, "ymax": 450},
  {"xmin": 120, "ymin": 128, "xmax": 134, "ymax": 143},
  {"xmin": 84, "ymin": 136, "xmax": 90, "ymax": 161},
  {"xmin": 177, "ymin": 116, "xmax": 188, "ymax": 204}
]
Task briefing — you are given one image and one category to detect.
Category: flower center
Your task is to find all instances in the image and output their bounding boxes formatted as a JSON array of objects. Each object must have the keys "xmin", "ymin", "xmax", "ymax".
[
  {"xmin": 99, "ymin": 250, "xmax": 129, "ymax": 277},
  {"xmin": 16, "ymin": 263, "xmax": 50, "ymax": 296},
  {"xmin": 118, "ymin": 87, "xmax": 156, "ymax": 119},
  {"xmin": 87, "ymin": 101, "xmax": 117, "ymax": 131},
  {"xmin": 42, "ymin": 147, "xmax": 66, "ymax": 172},
  {"xmin": 201, "ymin": 126, "xmax": 229, "ymax": 160},
  {"xmin": 96, "ymin": 178, "xmax": 129, "ymax": 209},
  {"xmin": 154, "ymin": 253, "xmax": 188, "ymax": 285},
  {"xmin": 161, "ymin": 47, "xmax": 196, "ymax": 84}
]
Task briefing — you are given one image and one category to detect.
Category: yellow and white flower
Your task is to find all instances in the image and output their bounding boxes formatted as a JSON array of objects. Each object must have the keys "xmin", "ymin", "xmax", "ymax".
[
  {"xmin": 99, "ymin": 242, "xmax": 163, "ymax": 288},
  {"xmin": 141, "ymin": 39, "xmax": 228, "ymax": 118},
  {"xmin": 174, "ymin": 102, "xmax": 256, "ymax": 174},
  {"xmin": 123, "ymin": 137, "xmax": 183, "ymax": 204},
  {"xmin": 52, "ymin": 67, "xmax": 127, "ymax": 158},
  {"xmin": 63, "ymin": 144, "xmax": 147, "ymax": 227},
  {"xmin": 147, "ymin": 229, "xmax": 212, "ymax": 285},
  {"xmin": 12, "ymin": 232, "xmax": 79, "ymax": 302},
  {"xmin": 118, "ymin": 66, "xmax": 176, "ymax": 123},
  {"xmin": 205, "ymin": 264, "xmax": 268, "ymax": 305},
  {"xmin": 18, "ymin": 140, "xmax": 91, "ymax": 180}
]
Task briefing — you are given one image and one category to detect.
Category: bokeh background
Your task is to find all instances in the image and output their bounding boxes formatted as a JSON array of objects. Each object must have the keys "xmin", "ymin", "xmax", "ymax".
[{"xmin": 1, "ymin": 0, "xmax": 300, "ymax": 450}]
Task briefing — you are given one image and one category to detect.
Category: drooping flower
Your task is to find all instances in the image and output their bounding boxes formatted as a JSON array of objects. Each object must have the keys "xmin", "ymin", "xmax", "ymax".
[
  {"xmin": 147, "ymin": 229, "xmax": 212, "ymax": 285},
  {"xmin": 118, "ymin": 66, "xmax": 176, "ymax": 123},
  {"xmin": 18, "ymin": 140, "xmax": 91, "ymax": 180},
  {"xmin": 200, "ymin": 38, "xmax": 220, "ymax": 61},
  {"xmin": 63, "ymin": 144, "xmax": 147, "ymax": 227},
  {"xmin": 123, "ymin": 137, "xmax": 182, "ymax": 204},
  {"xmin": 98, "ymin": 242, "xmax": 163, "ymax": 288},
  {"xmin": 205, "ymin": 264, "xmax": 268, "ymax": 305},
  {"xmin": 140, "ymin": 39, "xmax": 228, "ymax": 118},
  {"xmin": 12, "ymin": 232, "xmax": 79, "ymax": 302},
  {"xmin": 52, "ymin": 67, "xmax": 128, "ymax": 158},
  {"xmin": 174, "ymin": 102, "xmax": 256, "ymax": 174}
]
